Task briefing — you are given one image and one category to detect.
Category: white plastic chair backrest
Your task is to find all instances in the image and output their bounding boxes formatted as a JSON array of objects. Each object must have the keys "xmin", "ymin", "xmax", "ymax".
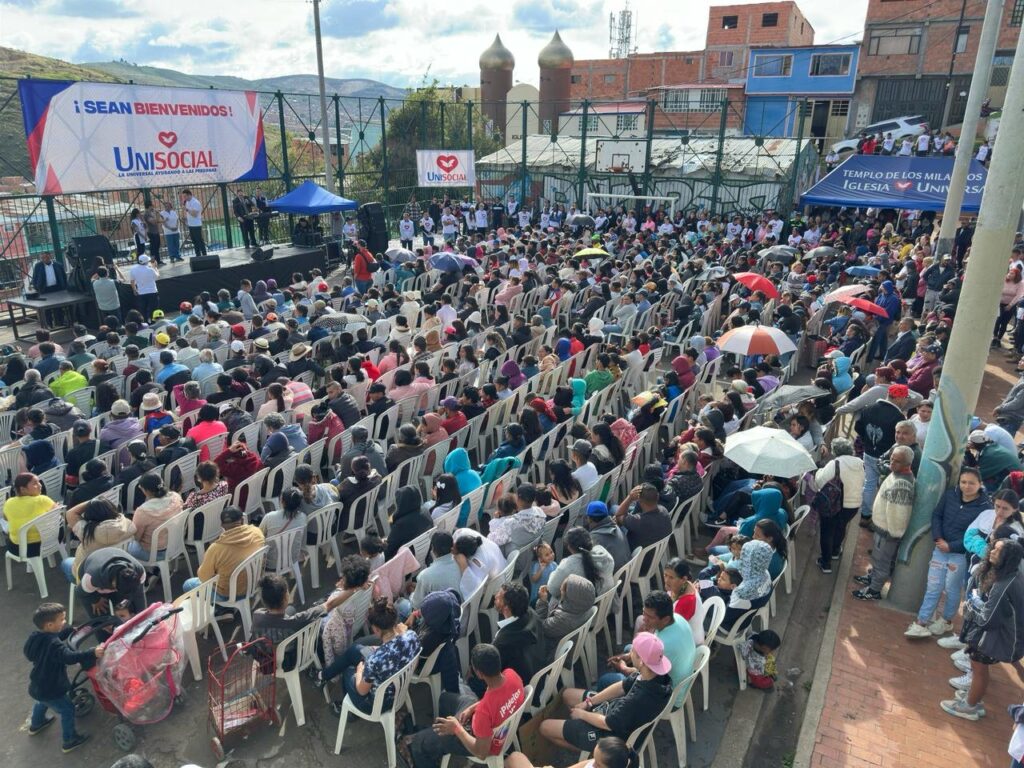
[
  {"xmin": 562, "ymin": 606, "xmax": 596, "ymax": 670},
  {"xmin": 479, "ymin": 551, "xmax": 518, "ymax": 614},
  {"xmin": 433, "ymin": 504, "xmax": 460, "ymax": 533},
  {"xmin": 406, "ymin": 527, "xmax": 436, "ymax": 568},
  {"xmin": 701, "ymin": 595, "xmax": 727, "ymax": 644},
  {"xmin": 150, "ymin": 510, "xmax": 188, "ymax": 561},
  {"xmin": 227, "ymin": 546, "xmax": 268, "ymax": 603},
  {"xmin": 172, "ymin": 577, "xmax": 218, "ymax": 633},
  {"xmin": 233, "ymin": 467, "xmax": 270, "ymax": 519},
  {"xmin": 789, "ymin": 505, "xmax": 810, "ymax": 538},
  {"xmin": 669, "ymin": 645, "xmax": 709, "ymax": 709},
  {"xmin": 185, "ymin": 495, "xmax": 229, "ymax": 547},
  {"xmin": 266, "ymin": 525, "xmax": 304, "ymax": 573},
  {"xmin": 590, "ymin": 586, "xmax": 617, "ymax": 636},
  {"xmin": 529, "ymin": 640, "xmax": 573, "ymax": 712},
  {"xmin": 459, "ymin": 578, "xmax": 488, "ymax": 640},
  {"xmin": 275, "ymin": 618, "xmax": 320, "ymax": 675},
  {"xmin": 635, "ymin": 537, "xmax": 670, "ymax": 581},
  {"xmin": 714, "ymin": 605, "xmax": 758, "ymax": 644},
  {"xmin": 485, "ymin": 684, "xmax": 533, "ymax": 757},
  {"xmin": 306, "ymin": 504, "xmax": 339, "ymax": 548},
  {"xmin": 164, "ymin": 451, "xmax": 199, "ymax": 495},
  {"xmin": 366, "ymin": 655, "xmax": 417, "ymax": 718},
  {"xmin": 37, "ymin": 464, "xmax": 66, "ymax": 499},
  {"xmin": 345, "ymin": 585, "xmax": 373, "ymax": 638},
  {"xmin": 197, "ymin": 433, "xmax": 227, "ymax": 461},
  {"xmin": 15, "ymin": 508, "xmax": 64, "ymax": 559}
]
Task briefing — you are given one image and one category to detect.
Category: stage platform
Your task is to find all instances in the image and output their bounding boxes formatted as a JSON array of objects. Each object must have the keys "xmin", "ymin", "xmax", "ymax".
[{"xmin": 143, "ymin": 244, "xmax": 327, "ymax": 312}]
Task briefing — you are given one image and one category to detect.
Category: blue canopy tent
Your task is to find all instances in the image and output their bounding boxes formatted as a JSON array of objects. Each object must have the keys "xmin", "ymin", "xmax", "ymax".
[
  {"xmin": 269, "ymin": 180, "xmax": 358, "ymax": 213},
  {"xmin": 799, "ymin": 156, "xmax": 988, "ymax": 212}
]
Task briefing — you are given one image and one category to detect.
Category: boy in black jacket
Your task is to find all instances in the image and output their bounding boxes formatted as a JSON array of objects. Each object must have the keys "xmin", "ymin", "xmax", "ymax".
[{"xmin": 23, "ymin": 602, "xmax": 104, "ymax": 752}]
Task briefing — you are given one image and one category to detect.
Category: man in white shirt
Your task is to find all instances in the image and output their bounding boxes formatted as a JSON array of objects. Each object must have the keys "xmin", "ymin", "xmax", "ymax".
[
  {"xmin": 440, "ymin": 208, "xmax": 458, "ymax": 243},
  {"xmin": 517, "ymin": 207, "xmax": 531, "ymax": 229},
  {"xmin": 398, "ymin": 213, "xmax": 415, "ymax": 250},
  {"xmin": 570, "ymin": 439, "xmax": 599, "ymax": 491},
  {"xmin": 506, "ymin": 196, "xmax": 518, "ymax": 216},
  {"xmin": 881, "ymin": 133, "xmax": 896, "ymax": 155},
  {"xmin": 159, "ymin": 200, "xmax": 181, "ymax": 262},
  {"xmin": 769, "ymin": 216, "xmax": 784, "ymax": 240},
  {"xmin": 419, "ymin": 213, "xmax": 435, "ymax": 247},
  {"xmin": 474, "ymin": 205, "xmax": 488, "ymax": 233},
  {"xmin": 181, "ymin": 189, "xmax": 207, "ymax": 256},
  {"xmin": 129, "ymin": 254, "xmax": 160, "ymax": 321},
  {"xmin": 915, "ymin": 133, "xmax": 931, "ymax": 157},
  {"xmin": 898, "ymin": 138, "xmax": 913, "ymax": 156},
  {"xmin": 622, "ymin": 214, "xmax": 637, "ymax": 234},
  {"xmin": 658, "ymin": 220, "xmax": 675, "ymax": 237},
  {"xmin": 976, "ymin": 140, "xmax": 991, "ymax": 165}
]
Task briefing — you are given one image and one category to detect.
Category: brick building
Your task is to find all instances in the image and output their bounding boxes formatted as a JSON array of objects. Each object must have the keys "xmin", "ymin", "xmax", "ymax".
[{"xmin": 855, "ymin": 0, "xmax": 1022, "ymax": 131}]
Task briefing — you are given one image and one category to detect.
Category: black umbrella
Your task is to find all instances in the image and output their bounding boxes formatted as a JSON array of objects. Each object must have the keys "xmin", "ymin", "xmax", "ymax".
[
  {"xmin": 753, "ymin": 384, "xmax": 831, "ymax": 414},
  {"xmin": 567, "ymin": 214, "xmax": 596, "ymax": 229},
  {"xmin": 762, "ymin": 245, "xmax": 799, "ymax": 264}
]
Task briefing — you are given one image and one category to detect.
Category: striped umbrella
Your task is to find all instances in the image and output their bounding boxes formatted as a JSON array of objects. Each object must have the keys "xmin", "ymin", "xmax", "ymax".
[
  {"xmin": 824, "ymin": 284, "xmax": 871, "ymax": 302},
  {"xmin": 717, "ymin": 325, "xmax": 797, "ymax": 356}
]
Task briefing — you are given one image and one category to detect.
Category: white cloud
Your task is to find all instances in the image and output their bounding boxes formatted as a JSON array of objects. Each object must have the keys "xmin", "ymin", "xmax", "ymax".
[{"xmin": 1, "ymin": 0, "xmax": 870, "ymax": 88}]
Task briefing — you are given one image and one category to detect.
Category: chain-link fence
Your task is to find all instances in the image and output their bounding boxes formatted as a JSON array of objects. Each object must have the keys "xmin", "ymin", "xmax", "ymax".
[{"xmin": 0, "ymin": 75, "xmax": 816, "ymax": 294}]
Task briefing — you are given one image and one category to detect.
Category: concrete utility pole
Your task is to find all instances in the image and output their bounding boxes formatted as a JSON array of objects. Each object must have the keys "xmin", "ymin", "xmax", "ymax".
[
  {"xmin": 889, "ymin": 22, "xmax": 1024, "ymax": 612},
  {"xmin": 312, "ymin": 0, "xmax": 336, "ymax": 193},
  {"xmin": 935, "ymin": 0, "xmax": 1004, "ymax": 258}
]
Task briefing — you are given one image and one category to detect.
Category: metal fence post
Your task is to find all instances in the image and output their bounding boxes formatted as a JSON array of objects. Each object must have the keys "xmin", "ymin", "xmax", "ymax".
[
  {"xmin": 520, "ymin": 102, "xmax": 529, "ymax": 204},
  {"xmin": 466, "ymin": 101, "xmax": 473, "ymax": 150},
  {"xmin": 419, "ymin": 100, "xmax": 428, "ymax": 145},
  {"xmin": 379, "ymin": 96, "xmax": 389, "ymax": 233},
  {"xmin": 789, "ymin": 99, "xmax": 808, "ymax": 210},
  {"xmin": 440, "ymin": 101, "xmax": 446, "ymax": 148},
  {"xmin": 709, "ymin": 98, "xmax": 729, "ymax": 215},
  {"xmin": 577, "ymin": 100, "xmax": 589, "ymax": 209},
  {"xmin": 219, "ymin": 184, "xmax": 234, "ymax": 248},
  {"xmin": 641, "ymin": 99, "xmax": 656, "ymax": 198},
  {"xmin": 44, "ymin": 196, "xmax": 62, "ymax": 263},
  {"xmin": 277, "ymin": 92, "xmax": 292, "ymax": 191},
  {"xmin": 334, "ymin": 95, "xmax": 345, "ymax": 194}
]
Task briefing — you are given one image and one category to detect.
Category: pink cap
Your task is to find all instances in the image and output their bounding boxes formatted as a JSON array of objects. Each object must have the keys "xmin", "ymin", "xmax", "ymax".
[{"xmin": 632, "ymin": 632, "xmax": 671, "ymax": 675}]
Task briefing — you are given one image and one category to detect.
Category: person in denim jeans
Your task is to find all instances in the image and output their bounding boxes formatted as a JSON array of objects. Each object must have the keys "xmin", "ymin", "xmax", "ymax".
[
  {"xmin": 854, "ymin": 387, "xmax": 910, "ymax": 526},
  {"xmin": 905, "ymin": 467, "xmax": 990, "ymax": 639}
]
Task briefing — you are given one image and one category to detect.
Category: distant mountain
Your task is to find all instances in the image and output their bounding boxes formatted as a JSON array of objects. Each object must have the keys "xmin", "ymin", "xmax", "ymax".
[{"xmin": 0, "ymin": 46, "xmax": 408, "ymax": 180}]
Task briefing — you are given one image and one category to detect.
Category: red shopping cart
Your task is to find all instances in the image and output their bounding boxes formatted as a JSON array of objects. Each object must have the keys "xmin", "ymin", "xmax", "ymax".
[
  {"xmin": 207, "ymin": 638, "xmax": 278, "ymax": 759},
  {"xmin": 68, "ymin": 602, "xmax": 187, "ymax": 751}
]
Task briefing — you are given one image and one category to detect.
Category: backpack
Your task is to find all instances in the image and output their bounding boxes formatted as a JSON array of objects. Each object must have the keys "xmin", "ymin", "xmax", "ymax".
[{"xmin": 811, "ymin": 460, "xmax": 845, "ymax": 520}]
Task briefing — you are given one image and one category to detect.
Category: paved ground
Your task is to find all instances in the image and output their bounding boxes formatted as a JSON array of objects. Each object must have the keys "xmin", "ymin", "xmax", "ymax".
[{"xmin": 804, "ymin": 351, "xmax": 1024, "ymax": 768}]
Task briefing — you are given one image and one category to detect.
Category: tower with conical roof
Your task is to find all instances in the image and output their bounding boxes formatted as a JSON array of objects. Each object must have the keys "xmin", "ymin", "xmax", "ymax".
[
  {"xmin": 479, "ymin": 34, "xmax": 515, "ymax": 137},
  {"xmin": 538, "ymin": 31, "xmax": 574, "ymax": 135}
]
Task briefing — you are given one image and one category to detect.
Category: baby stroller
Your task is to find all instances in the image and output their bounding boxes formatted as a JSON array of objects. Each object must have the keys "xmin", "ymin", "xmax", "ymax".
[{"xmin": 68, "ymin": 602, "xmax": 187, "ymax": 751}]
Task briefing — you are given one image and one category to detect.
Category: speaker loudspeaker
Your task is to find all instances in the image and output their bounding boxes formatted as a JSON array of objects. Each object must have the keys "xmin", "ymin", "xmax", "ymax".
[
  {"xmin": 251, "ymin": 247, "xmax": 274, "ymax": 262},
  {"xmin": 358, "ymin": 201, "xmax": 388, "ymax": 255},
  {"xmin": 190, "ymin": 254, "xmax": 221, "ymax": 272}
]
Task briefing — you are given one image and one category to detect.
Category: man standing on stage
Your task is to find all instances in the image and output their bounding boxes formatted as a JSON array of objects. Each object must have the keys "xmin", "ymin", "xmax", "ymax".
[
  {"xmin": 232, "ymin": 189, "xmax": 256, "ymax": 249},
  {"xmin": 181, "ymin": 189, "xmax": 207, "ymax": 257},
  {"xmin": 129, "ymin": 254, "xmax": 160, "ymax": 322},
  {"xmin": 160, "ymin": 200, "xmax": 182, "ymax": 263},
  {"xmin": 253, "ymin": 188, "xmax": 271, "ymax": 244},
  {"xmin": 143, "ymin": 201, "xmax": 164, "ymax": 265}
]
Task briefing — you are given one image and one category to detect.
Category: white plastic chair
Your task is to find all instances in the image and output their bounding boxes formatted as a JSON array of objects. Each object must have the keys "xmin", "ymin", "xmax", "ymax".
[
  {"xmin": 785, "ymin": 504, "xmax": 810, "ymax": 595},
  {"xmin": 560, "ymin": 611, "xmax": 596, "ymax": 689},
  {"xmin": 457, "ymin": 579, "xmax": 488, "ymax": 678},
  {"xmin": 138, "ymin": 511, "xmax": 189, "ymax": 604},
  {"xmin": 275, "ymin": 619, "xmax": 321, "ymax": 727},
  {"xmin": 213, "ymin": 545, "xmax": 268, "ymax": 640},
  {"xmin": 183, "ymin": 495, "xmax": 229, "ymax": 575},
  {"xmin": 232, "ymin": 467, "xmax": 270, "ymax": 521},
  {"xmin": 698, "ymin": 596, "xmax": 726, "ymax": 711},
  {"xmin": 440, "ymin": 685, "xmax": 533, "ymax": 768},
  {"xmin": 264, "ymin": 526, "xmax": 306, "ymax": 605},
  {"xmin": 661, "ymin": 646, "xmax": 710, "ymax": 768},
  {"xmin": 405, "ymin": 527, "xmax": 437, "ymax": 568},
  {"xmin": 4, "ymin": 508, "xmax": 67, "ymax": 598},
  {"xmin": 527, "ymin": 640, "xmax": 573, "ymax": 716},
  {"xmin": 172, "ymin": 578, "xmax": 228, "ymax": 682},
  {"xmin": 333, "ymin": 656, "xmax": 417, "ymax": 768},
  {"xmin": 409, "ymin": 642, "xmax": 446, "ymax": 720},
  {"xmin": 476, "ymin": 551, "xmax": 518, "ymax": 643},
  {"xmin": 304, "ymin": 504, "xmax": 343, "ymax": 590},
  {"xmin": 710, "ymin": 606, "xmax": 763, "ymax": 691}
]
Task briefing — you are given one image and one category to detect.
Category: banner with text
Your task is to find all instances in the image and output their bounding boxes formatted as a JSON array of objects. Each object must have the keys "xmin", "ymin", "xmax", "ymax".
[
  {"xmin": 416, "ymin": 150, "xmax": 476, "ymax": 187},
  {"xmin": 799, "ymin": 155, "xmax": 987, "ymax": 212},
  {"xmin": 19, "ymin": 80, "xmax": 268, "ymax": 194}
]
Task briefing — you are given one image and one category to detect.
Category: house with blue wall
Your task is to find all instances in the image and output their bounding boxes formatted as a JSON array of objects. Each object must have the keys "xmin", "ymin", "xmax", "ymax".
[{"xmin": 743, "ymin": 44, "xmax": 859, "ymax": 147}]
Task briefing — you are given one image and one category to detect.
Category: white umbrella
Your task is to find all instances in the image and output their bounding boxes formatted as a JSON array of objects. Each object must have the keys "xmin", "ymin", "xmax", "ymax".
[
  {"xmin": 723, "ymin": 426, "xmax": 816, "ymax": 477},
  {"xmin": 717, "ymin": 325, "xmax": 797, "ymax": 356},
  {"xmin": 823, "ymin": 284, "xmax": 871, "ymax": 302},
  {"xmin": 386, "ymin": 246, "xmax": 415, "ymax": 263}
]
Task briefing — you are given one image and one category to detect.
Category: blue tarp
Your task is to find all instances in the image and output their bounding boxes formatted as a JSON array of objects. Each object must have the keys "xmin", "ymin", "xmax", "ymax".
[
  {"xmin": 269, "ymin": 180, "xmax": 358, "ymax": 213},
  {"xmin": 799, "ymin": 155, "xmax": 987, "ymax": 212}
]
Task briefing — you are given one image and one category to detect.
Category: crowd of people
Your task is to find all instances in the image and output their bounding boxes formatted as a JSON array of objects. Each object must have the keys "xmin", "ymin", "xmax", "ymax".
[{"xmin": 4, "ymin": 195, "xmax": 1024, "ymax": 766}]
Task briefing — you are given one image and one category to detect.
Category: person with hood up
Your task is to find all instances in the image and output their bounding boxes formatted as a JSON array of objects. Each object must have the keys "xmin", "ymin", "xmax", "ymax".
[
  {"xmin": 336, "ymin": 456, "xmax": 383, "ymax": 530},
  {"xmin": 828, "ymin": 351, "xmax": 854, "ymax": 394},
  {"xmin": 76, "ymin": 547, "xmax": 147, "ymax": 617},
  {"xmin": 868, "ymin": 280, "xmax": 903, "ymax": 361},
  {"xmin": 671, "ymin": 354, "xmax": 697, "ymax": 390},
  {"xmin": 384, "ymin": 486, "xmax": 432, "ymax": 561},
  {"xmin": 486, "ymin": 424, "xmax": 526, "ymax": 465},
  {"xmin": 570, "ymin": 378, "xmax": 587, "ymax": 416},
  {"xmin": 738, "ymin": 485, "xmax": 787, "ymax": 538},
  {"xmin": 416, "ymin": 589, "xmax": 462, "ymax": 695},
  {"xmin": 417, "ymin": 412, "xmax": 449, "ymax": 447},
  {"xmin": 535, "ymin": 573, "xmax": 596, "ymax": 642},
  {"xmin": 444, "ymin": 448, "xmax": 482, "ymax": 517},
  {"xmin": 906, "ymin": 467, "xmax": 990, "ymax": 639},
  {"xmin": 214, "ymin": 440, "xmax": 263, "ymax": 492},
  {"xmin": 554, "ymin": 336, "xmax": 572, "ymax": 362},
  {"xmin": 386, "ymin": 424, "xmax": 426, "ymax": 472},
  {"xmin": 500, "ymin": 360, "xmax": 526, "ymax": 390},
  {"xmin": 721, "ymin": 540, "xmax": 775, "ymax": 630}
]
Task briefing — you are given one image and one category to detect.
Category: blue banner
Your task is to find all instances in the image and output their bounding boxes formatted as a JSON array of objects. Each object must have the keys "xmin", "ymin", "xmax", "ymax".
[{"xmin": 800, "ymin": 155, "xmax": 987, "ymax": 212}]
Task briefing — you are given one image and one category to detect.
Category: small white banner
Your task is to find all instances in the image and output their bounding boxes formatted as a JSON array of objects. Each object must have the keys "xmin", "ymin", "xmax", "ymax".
[{"xmin": 416, "ymin": 150, "xmax": 476, "ymax": 187}]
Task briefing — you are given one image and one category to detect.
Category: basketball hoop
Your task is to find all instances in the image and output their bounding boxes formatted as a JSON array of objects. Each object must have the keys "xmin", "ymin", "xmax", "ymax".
[{"xmin": 609, "ymin": 165, "xmax": 627, "ymax": 174}]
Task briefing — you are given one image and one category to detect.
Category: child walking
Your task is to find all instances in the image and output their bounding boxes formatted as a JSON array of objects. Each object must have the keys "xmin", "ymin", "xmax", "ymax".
[{"xmin": 24, "ymin": 602, "xmax": 104, "ymax": 752}]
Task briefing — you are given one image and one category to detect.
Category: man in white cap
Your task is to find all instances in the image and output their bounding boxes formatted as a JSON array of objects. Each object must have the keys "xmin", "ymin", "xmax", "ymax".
[{"xmin": 128, "ymin": 254, "xmax": 160, "ymax": 322}]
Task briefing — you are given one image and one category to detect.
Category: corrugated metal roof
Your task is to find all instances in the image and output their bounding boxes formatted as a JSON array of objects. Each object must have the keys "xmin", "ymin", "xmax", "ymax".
[{"xmin": 476, "ymin": 135, "xmax": 807, "ymax": 177}]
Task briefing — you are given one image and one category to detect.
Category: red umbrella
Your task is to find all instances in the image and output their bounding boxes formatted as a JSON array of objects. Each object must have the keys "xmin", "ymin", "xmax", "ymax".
[
  {"xmin": 835, "ymin": 294, "xmax": 889, "ymax": 318},
  {"xmin": 733, "ymin": 272, "xmax": 779, "ymax": 299},
  {"xmin": 823, "ymin": 284, "xmax": 870, "ymax": 302}
]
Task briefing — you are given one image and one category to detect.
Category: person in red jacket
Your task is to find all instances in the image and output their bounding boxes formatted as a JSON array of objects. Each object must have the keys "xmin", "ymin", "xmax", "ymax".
[
  {"xmin": 214, "ymin": 440, "xmax": 263, "ymax": 492},
  {"xmin": 352, "ymin": 242, "xmax": 377, "ymax": 294},
  {"xmin": 439, "ymin": 397, "xmax": 467, "ymax": 434}
]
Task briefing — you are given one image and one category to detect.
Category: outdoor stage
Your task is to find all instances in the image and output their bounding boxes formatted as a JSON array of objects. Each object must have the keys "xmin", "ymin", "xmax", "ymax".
[{"xmin": 138, "ymin": 244, "xmax": 328, "ymax": 312}]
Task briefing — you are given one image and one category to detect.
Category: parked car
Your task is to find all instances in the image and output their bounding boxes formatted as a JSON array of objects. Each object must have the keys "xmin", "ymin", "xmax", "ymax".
[{"xmin": 831, "ymin": 115, "xmax": 929, "ymax": 155}]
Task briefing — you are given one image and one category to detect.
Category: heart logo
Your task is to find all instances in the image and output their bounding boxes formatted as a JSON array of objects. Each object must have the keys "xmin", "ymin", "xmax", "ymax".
[
  {"xmin": 894, "ymin": 180, "xmax": 913, "ymax": 192},
  {"xmin": 436, "ymin": 154, "xmax": 459, "ymax": 173},
  {"xmin": 157, "ymin": 131, "xmax": 178, "ymax": 148}
]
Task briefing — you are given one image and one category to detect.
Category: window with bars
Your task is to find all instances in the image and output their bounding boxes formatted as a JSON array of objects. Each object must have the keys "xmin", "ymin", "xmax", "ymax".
[
  {"xmin": 955, "ymin": 26, "xmax": 970, "ymax": 54},
  {"xmin": 616, "ymin": 114, "xmax": 639, "ymax": 132},
  {"xmin": 830, "ymin": 100, "xmax": 850, "ymax": 117},
  {"xmin": 1012, "ymin": 0, "xmax": 1024, "ymax": 26},
  {"xmin": 661, "ymin": 89, "xmax": 724, "ymax": 113}
]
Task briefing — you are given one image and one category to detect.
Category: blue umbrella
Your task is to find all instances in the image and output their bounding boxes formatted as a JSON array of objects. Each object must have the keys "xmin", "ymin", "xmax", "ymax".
[
  {"xmin": 430, "ymin": 252, "xmax": 464, "ymax": 272},
  {"xmin": 845, "ymin": 265, "xmax": 880, "ymax": 277}
]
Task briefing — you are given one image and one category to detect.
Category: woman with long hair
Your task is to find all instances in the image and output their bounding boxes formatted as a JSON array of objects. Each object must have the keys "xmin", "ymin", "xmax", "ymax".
[
  {"xmin": 589, "ymin": 422, "xmax": 625, "ymax": 475},
  {"xmin": 128, "ymin": 472, "xmax": 183, "ymax": 561},
  {"xmin": 63, "ymin": 497, "xmax": 136, "ymax": 582},
  {"xmin": 994, "ymin": 267, "xmax": 1024, "ymax": 347},
  {"xmin": 257, "ymin": 382, "xmax": 292, "ymax": 419},
  {"xmin": 548, "ymin": 459, "xmax": 583, "ymax": 505},
  {"xmin": 547, "ymin": 527, "xmax": 614, "ymax": 596},
  {"xmin": 2, "ymin": 472, "xmax": 59, "ymax": 559}
]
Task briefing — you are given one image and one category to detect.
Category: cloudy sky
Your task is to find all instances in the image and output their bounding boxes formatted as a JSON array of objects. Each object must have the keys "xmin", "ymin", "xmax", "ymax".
[{"xmin": 2, "ymin": 0, "xmax": 869, "ymax": 87}]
